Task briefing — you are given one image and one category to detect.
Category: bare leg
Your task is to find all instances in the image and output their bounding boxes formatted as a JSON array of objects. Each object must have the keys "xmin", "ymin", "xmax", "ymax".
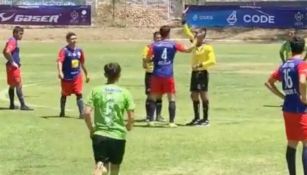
[
  {"xmin": 93, "ymin": 161, "xmax": 107, "ymax": 175},
  {"xmin": 302, "ymin": 141, "xmax": 307, "ymax": 175},
  {"xmin": 110, "ymin": 164, "xmax": 120, "ymax": 175}
]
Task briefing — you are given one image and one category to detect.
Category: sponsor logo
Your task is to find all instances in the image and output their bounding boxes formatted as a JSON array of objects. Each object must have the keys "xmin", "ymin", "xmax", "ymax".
[
  {"xmin": 227, "ymin": 11, "xmax": 237, "ymax": 25},
  {"xmin": 295, "ymin": 12, "xmax": 304, "ymax": 22},
  {"xmin": 0, "ymin": 13, "xmax": 15, "ymax": 22},
  {"xmin": 294, "ymin": 11, "xmax": 304, "ymax": 27},
  {"xmin": 0, "ymin": 13, "xmax": 60, "ymax": 23},
  {"xmin": 70, "ymin": 10, "xmax": 79, "ymax": 24},
  {"xmin": 70, "ymin": 10, "xmax": 79, "ymax": 19},
  {"xmin": 80, "ymin": 9, "xmax": 89, "ymax": 23},
  {"xmin": 14, "ymin": 15, "xmax": 60, "ymax": 23},
  {"xmin": 81, "ymin": 10, "xmax": 87, "ymax": 15},
  {"xmin": 243, "ymin": 14, "xmax": 275, "ymax": 24},
  {"xmin": 192, "ymin": 14, "xmax": 198, "ymax": 21},
  {"xmin": 199, "ymin": 15, "xmax": 213, "ymax": 20}
]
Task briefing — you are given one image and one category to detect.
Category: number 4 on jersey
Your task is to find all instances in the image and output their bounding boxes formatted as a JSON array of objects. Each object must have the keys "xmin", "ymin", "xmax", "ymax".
[{"xmin": 161, "ymin": 48, "xmax": 168, "ymax": 60}]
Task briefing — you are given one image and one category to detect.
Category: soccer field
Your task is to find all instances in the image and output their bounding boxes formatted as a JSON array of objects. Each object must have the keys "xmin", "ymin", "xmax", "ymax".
[{"xmin": 0, "ymin": 41, "xmax": 301, "ymax": 175}]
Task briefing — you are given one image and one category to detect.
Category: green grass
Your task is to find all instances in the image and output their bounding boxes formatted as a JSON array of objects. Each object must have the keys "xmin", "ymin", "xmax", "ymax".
[{"xmin": 0, "ymin": 41, "xmax": 301, "ymax": 175}]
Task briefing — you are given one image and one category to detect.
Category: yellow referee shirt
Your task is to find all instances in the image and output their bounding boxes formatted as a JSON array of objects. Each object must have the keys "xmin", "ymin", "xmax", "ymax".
[
  {"xmin": 191, "ymin": 44, "xmax": 216, "ymax": 71},
  {"xmin": 183, "ymin": 23, "xmax": 216, "ymax": 70},
  {"xmin": 142, "ymin": 45, "xmax": 153, "ymax": 73}
]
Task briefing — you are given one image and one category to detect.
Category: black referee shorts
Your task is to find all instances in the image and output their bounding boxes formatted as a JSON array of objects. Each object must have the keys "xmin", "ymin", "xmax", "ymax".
[
  {"xmin": 190, "ymin": 70, "xmax": 209, "ymax": 92},
  {"xmin": 92, "ymin": 135, "xmax": 126, "ymax": 165},
  {"xmin": 145, "ymin": 72, "xmax": 152, "ymax": 95}
]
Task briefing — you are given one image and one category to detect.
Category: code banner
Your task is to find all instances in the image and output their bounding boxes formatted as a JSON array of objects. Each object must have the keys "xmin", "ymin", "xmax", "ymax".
[{"xmin": 186, "ymin": 5, "xmax": 307, "ymax": 29}]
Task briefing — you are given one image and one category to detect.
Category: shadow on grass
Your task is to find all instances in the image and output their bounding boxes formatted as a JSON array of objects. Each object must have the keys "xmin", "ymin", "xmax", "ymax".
[
  {"xmin": 133, "ymin": 123, "xmax": 188, "ymax": 128},
  {"xmin": 40, "ymin": 115, "xmax": 81, "ymax": 120},
  {"xmin": 263, "ymin": 104, "xmax": 282, "ymax": 108},
  {"xmin": 134, "ymin": 119, "xmax": 148, "ymax": 123},
  {"xmin": 0, "ymin": 107, "xmax": 11, "ymax": 110}
]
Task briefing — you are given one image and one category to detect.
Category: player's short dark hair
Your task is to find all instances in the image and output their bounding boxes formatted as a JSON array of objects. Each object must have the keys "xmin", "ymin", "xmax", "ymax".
[
  {"xmin": 290, "ymin": 36, "xmax": 305, "ymax": 54},
  {"xmin": 13, "ymin": 26, "xmax": 24, "ymax": 34},
  {"xmin": 66, "ymin": 32, "xmax": 76, "ymax": 40},
  {"xmin": 104, "ymin": 62, "xmax": 121, "ymax": 81},
  {"xmin": 153, "ymin": 31, "xmax": 160, "ymax": 38},
  {"xmin": 159, "ymin": 25, "xmax": 171, "ymax": 38}
]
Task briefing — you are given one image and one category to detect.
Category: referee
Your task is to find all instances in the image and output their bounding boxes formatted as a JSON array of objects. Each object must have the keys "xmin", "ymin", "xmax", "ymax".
[{"xmin": 182, "ymin": 16, "xmax": 216, "ymax": 126}]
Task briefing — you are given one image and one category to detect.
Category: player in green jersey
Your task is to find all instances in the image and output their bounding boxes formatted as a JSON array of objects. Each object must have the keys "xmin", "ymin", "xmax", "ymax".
[{"xmin": 83, "ymin": 62, "xmax": 135, "ymax": 175}]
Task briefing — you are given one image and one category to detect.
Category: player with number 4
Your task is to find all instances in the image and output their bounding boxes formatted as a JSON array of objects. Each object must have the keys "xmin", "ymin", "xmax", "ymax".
[
  {"xmin": 145, "ymin": 25, "xmax": 196, "ymax": 127},
  {"xmin": 265, "ymin": 36, "xmax": 307, "ymax": 175}
]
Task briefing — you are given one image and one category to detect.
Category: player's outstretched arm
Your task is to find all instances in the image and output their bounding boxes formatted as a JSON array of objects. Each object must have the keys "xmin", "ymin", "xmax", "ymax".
[
  {"xmin": 182, "ymin": 7, "xmax": 195, "ymax": 42},
  {"xmin": 126, "ymin": 110, "xmax": 134, "ymax": 131},
  {"xmin": 176, "ymin": 40, "xmax": 197, "ymax": 53},
  {"xmin": 183, "ymin": 24, "xmax": 195, "ymax": 43},
  {"xmin": 265, "ymin": 77, "xmax": 284, "ymax": 100},
  {"xmin": 83, "ymin": 105, "xmax": 94, "ymax": 137}
]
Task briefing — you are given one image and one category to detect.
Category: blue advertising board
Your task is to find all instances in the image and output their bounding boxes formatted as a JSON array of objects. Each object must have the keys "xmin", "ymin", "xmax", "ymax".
[
  {"xmin": 0, "ymin": 5, "xmax": 91, "ymax": 25},
  {"xmin": 185, "ymin": 5, "xmax": 307, "ymax": 29}
]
